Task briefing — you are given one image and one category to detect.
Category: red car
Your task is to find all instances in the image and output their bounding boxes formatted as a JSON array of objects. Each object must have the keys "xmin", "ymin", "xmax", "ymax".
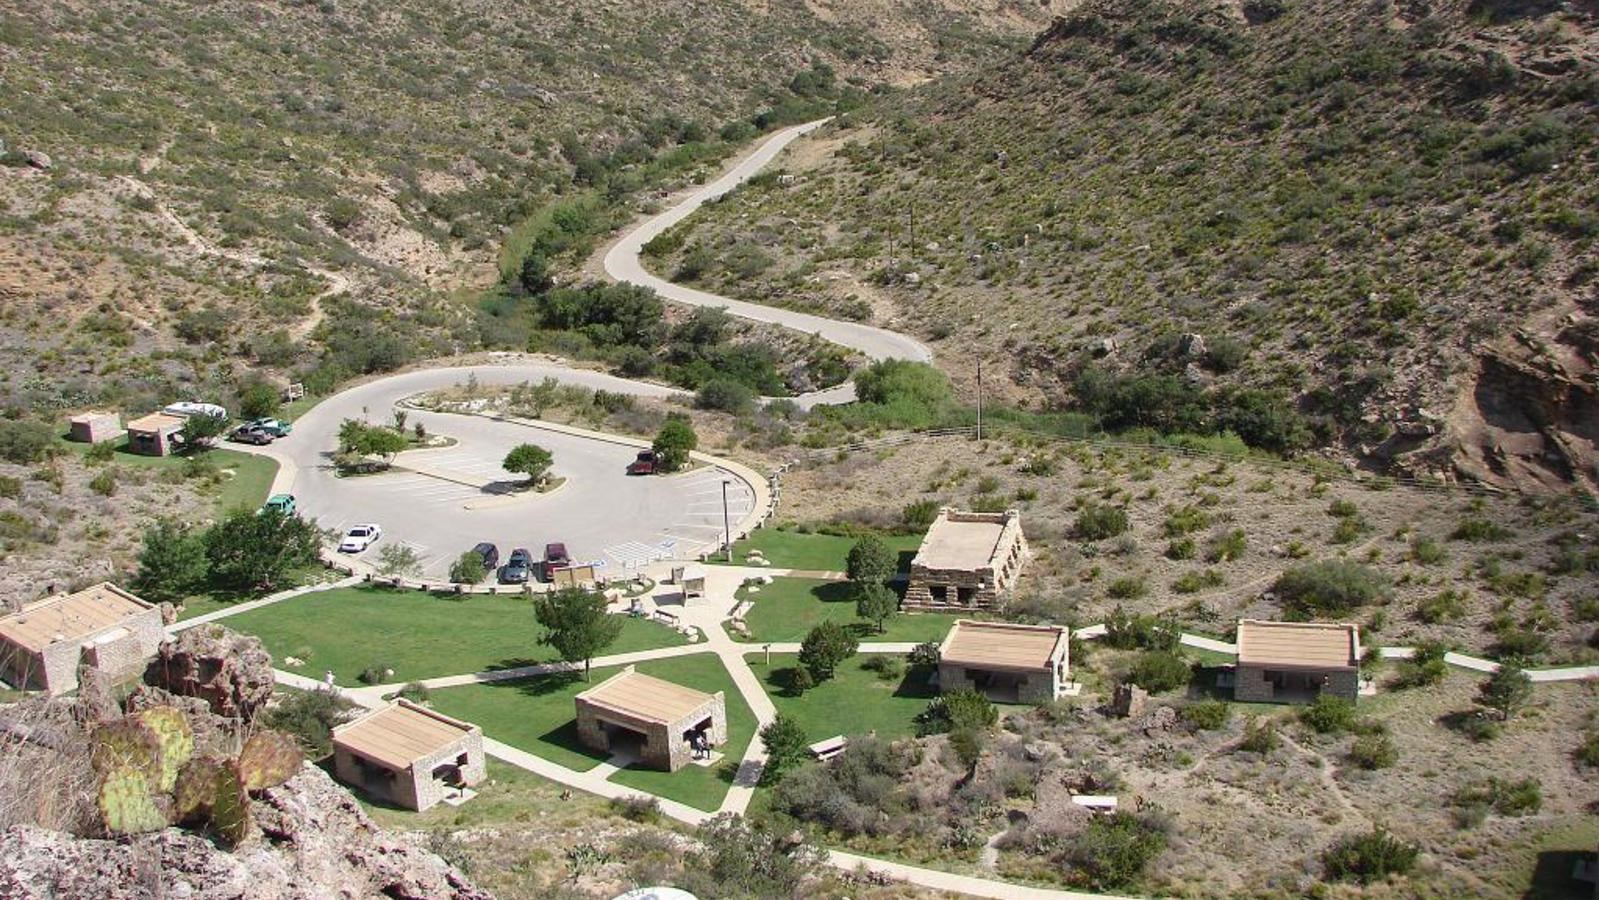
[
  {"xmin": 626, "ymin": 450, "xmax": 659, "ymax": 475},
  {"xmin": 542, "ymin": 543, "xmax": 571, "ymax": 581}
]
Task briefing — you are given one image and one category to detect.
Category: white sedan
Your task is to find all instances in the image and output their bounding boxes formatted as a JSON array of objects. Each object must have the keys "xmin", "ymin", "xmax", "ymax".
[{"xmin": 338, "ymin": 524, "xmax": 382, "ymax": 553}]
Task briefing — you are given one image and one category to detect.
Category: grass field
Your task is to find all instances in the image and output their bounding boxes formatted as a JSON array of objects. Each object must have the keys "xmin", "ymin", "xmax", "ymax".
[
  {"xmin": 736, "ymin": 577, "xmax": 960, "ymax": 644},
  {"xmin": 754, "ymin": 652, "xmax": 937, "ymax": 742},
  {"xmin": 428, "ymin": 653, "xmax": 756, "ymax": 811},
  {"xmin": 221, "ymin": 586, "xmax": 686, "ymax": 683},
  {"xmin": 712, "ymin": 528, "xmax": 924, "ymax": 572}
]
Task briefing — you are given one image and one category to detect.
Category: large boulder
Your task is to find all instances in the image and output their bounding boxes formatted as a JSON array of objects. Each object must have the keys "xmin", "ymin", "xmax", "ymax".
[
  {"xmin": 145, "ymin": 626, "xmax": 275, "ymax": 722},
  {"xmin": 0, "ymin": 767, "xmax": 493, "ymax": 900}
]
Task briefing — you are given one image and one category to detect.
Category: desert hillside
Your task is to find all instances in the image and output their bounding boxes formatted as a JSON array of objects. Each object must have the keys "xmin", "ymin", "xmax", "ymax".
[
  {"xmin": 0, "ymin": 0, "xmax": 1055, "ymax": 416},
  {"xmin": 644, "ymin": 0, "xmax": 1599, "ymax": 491}
]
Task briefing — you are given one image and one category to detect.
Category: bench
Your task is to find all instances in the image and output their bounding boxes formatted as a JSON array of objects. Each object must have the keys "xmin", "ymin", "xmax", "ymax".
[
  {"xmin": 808, "ymin": 735, "xmax": 848, "ymax": 761},
  {"xmin": 653, "ymin": 609, "xmax": 680, "ymax": 625}
]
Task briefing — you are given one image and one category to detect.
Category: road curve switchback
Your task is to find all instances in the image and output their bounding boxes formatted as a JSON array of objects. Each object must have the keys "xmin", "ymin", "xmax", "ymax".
[{"xmin": 603, "ymin": 118, "xmax": 934, "ymax": 409}]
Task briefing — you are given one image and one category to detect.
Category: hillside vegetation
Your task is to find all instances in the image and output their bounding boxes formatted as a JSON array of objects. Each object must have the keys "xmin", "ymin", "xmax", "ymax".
[
  {"xmin": 646, "ymin": 0, "xmax": 1599, "ymax": 492},
  {"xmin": 0, "ymin": 0, "xmax": 1054, "ymax": 417}
]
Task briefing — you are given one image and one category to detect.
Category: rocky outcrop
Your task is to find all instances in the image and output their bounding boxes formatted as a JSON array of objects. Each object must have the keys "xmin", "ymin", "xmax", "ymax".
[
  {"xmin": 145, "ymin": 626, "xmax": 275, "ymax": 723},
  {"xmin": 0, "ymin": 766, "xmax": 493, "ymax": 900}
]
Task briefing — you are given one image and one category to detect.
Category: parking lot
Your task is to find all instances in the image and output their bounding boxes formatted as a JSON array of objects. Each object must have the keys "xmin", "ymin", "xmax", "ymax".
[{"xmin": 270, "ymin": 366, "xmax": 758, "ymax": 580}]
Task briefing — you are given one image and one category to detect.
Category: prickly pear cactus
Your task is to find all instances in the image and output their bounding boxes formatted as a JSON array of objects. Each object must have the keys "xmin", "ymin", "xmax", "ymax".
[
  {"xmin": 210, "ymin": 762, "xmax": 251, "ymax": 847},
  {"xmin": 174, "ymin": 756, "xmax": 225, "ymax": 821},
  {"xmin": 89, "ymin": 718, "xmax": 162, "ymax": 787},
  {"xmin": 97, "ymin": 765, "xmax": 168, "ymax": 835},
  {"xmin": 133, "ymin": 707, "xmax": 195, "ymax": 792},
  {"xmin": 236, "ymin": 730, "xmax": 303, "ymax": 793}
]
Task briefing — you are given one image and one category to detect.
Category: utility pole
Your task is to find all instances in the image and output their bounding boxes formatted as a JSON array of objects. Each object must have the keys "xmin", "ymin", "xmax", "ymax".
[
  {"xmin": 975, "ymin": 358, "xmax": 983, "ymax": 443},
  {"xmin": 721, "ymin": 480, "xmax": 734, "ymax": 563}
]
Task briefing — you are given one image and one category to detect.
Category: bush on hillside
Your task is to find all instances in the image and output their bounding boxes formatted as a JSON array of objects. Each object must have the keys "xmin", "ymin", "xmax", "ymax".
[{"xmin": 1273, "ymin": 561, "xmax": 1392, "ymax": 614}]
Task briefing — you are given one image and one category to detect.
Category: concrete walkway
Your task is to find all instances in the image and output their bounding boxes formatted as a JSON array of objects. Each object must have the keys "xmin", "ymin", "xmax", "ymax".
[{"xmin": 169, "ymin": 575, "xmax": 364, "ymax": 634}]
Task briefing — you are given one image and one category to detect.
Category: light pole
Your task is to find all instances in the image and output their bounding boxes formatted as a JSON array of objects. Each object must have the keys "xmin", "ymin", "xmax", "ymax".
[{"xmin": 721, "ymin": 480, "xmax": 734, "ymax": 563}]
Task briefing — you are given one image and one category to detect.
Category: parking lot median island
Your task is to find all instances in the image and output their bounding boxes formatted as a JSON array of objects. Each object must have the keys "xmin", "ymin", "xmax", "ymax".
[{"xmin": 222, "ymin": 586, "xmax": 686, "ymax": 684}]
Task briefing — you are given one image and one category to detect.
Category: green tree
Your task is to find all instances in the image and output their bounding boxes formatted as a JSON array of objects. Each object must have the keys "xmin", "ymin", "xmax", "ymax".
[
  {"xmin": 238, "ymin": 381, "xmax": 280, "ymax": 420},
  {"xmin": 758, "ymin": 714, "xmax": 811, "ymax": 786},
  {"xmin": 449, "ymin": 550, "xmax": 487, "ymax": 585},
  {"xmin": 916, "ymin": 687, "xmax": 998, "ymax": 735},
  {"xmin": 798, "ymin": 620, "xmax": 859, "ymax": 682},
  {"xmin": 855, "ymin": 582, "xmax": 899, "ymax": 634},
  {"xmin": 132, "ymin": 519, "xmax": 210, "ymax": 603},
  {"xmin": 534, "ymin": 587, "xmax": 624, "ymax": 680},
  {"xmin": 682, "ymin": 813, "xmax": 822, "ymax": 900},
  {"xmin": 503, "ymin": 443, "xmax": 554, "ymax": 487},
  {"xmin": 651, "ymin": 416, "xmax": 698, "ymax": 473},
  {"xmin": 262, "ymin": 689, "xmax": 354, "ymax": 759},
  {"xmin": 1128, "ymin": 651, "xmax": 1192, "ymax": 692},
  {"xmin": 1477, "ymin": 663, "xmax": 1532, "ymax": 720},
  {"xmin": 518, "ymin": 252, "xmax": 553, "ymax": 296},
  {"xmin": 0, "ymin": 419, "xmax": 57, "ymax": 464},
  {"xmin": 845, "ymin": 534, "xmax": 896, "ymax": 586},
  {"xmin": 1273, "ymin": 560, "xmax": 1392, "ymax": 615},
  {"xmin": 376, "ymin": 543, "xmax": 423, "ymax": 579},
  {"xmin": 180, "ymin": 413, "xmax": 229, "ymax": 449},
  {"xmin": 204, "ymin": 507, "xmax": 321, "ymax": 593}
]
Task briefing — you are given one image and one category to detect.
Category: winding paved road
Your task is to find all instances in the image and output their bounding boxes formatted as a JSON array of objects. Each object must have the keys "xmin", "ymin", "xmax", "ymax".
[{"xmin": 602, "ymin": 119, "xmax": 933, "ymax": 408}]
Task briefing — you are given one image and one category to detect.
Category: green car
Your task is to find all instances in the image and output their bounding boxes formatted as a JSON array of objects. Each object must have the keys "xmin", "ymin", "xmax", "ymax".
[
  {"xmin": 247, "ymin": 418, "xmax": 293, "ymax": 437},
  {"xmin": 261, "ymin": 494, "xmax": 296, "ymax": 516}
]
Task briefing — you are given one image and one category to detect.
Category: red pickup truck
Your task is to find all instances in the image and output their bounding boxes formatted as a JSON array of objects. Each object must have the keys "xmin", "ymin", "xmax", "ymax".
[{"xmin": 626, "ymin": 450, "xmax": 660, "ymax": 475}]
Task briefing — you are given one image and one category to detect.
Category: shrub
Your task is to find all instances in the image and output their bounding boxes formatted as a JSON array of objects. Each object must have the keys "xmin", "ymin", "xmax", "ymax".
[
  {"xmin": 1128, "ymin": 651, "xmax": 1191, "ymax": 693},
  {"xmin": 1163, "ymin": 505, "xmax": 1209, "ymax": 537},
  {"xmin": 1392, "ymin": 642, "xmax": 1448, "ymax": 689},
  {"xmin": 88, "ymin": 468, "xmax": 117, "ymax": 497},
  {"xmin": 1477, "ymin": 663, "xmax": 1532, "ymax": 720},
  {"xmin": 1207, "ymin": 529, "xmax": 1247, "ymax": 562},
  {"xmin": 1102, "ymin": 608, "xmax": 1181, "ymax": 651},
  {"xmin": 1273, "ymin": 560, "xmax": 1392, "ymax": 614},
  {"xmin": 860, "ymin": 654, "xmax": 904, "ymax": 681},
  {"xmin": 1323, "ymin": 829, "xmax": 1419, "ymax": 884},
  {"xmin": 1576, "ymin": 731, "xmax": 1599, "ymax": 768},
  {"xmin": 1062, "ymin": 810, "xmax": 1169, "ymax": 890},
  {"xmin": 609, "ymin": 795, "xmax": 662, "ymax": 824},
  {"xmin": 1075, "ymin": 504, "xmax": 1129, "ymax": 541},
  {"xmin": 448, "ymin": 551, "xmax": 487, "ymax": 585},
  {"xmin": 907, "ymin": 640, "xmax": 941, "ymax": 668},
  {"xmin": 1107, "ymin": 576, "xmax": 1147, "ymax": 600},
  {"xmin": 799, "ymin": 620, "xmax": 858, "ymax": 682},
  {"xmin": 397, "ymin": 681, "xmax": 430, "ymax": 703},
  {"xmin": 1409, "ymin": 536, "xmax": 1447, "ymax": 564},
  {"xmin": 1239, "ymin": 718, "xmax": 1280, "ymax": 753},
  {"xmin": 0, "ymin": 419, "xmax": 56, "ymax": 464},
  {"xmin": 1327, "ymin": 499, "xmax": 1359, "ymax": 518},
  {"xmin": 917, "ymin": 687, "xmax": 997, "ymax": 736},
  {"xmin": 358, "ymin": 664, "xmax": 393, "ymax": 685},
  {"xmin": 902, "ymin": 499, "xmax": 941, "ymax": 529},
  {"xmin": 1181, "ymin": 700, "xmax": 1231, "ymax": 731},
  {"xmin": 1417, "ymin": 589, "xmax": 1467, "ymax": 624},
  {"xmin": 1165, "ymin": 537, "xmax": 1196, "ymax": 560},
  {"xmin": 1299, "ymin": 695, "xmax": 1358, "ymax": 734},
  {"xmin": 695, "ymin": 378, "xmax": 756, "ymax": 415},
  {"xmin": 651, "ymin": 416, "xmax": 698, "ymax": 472},
  {"xmin": 1172, "ymin": 569, "xmax": 1225, "ymax": 593},
  {"xmin": 85, "ymin": 440, "xmax": 115, "ymax": 464},
  {"xmin": 1453, "ymin": 777, "xmax": 1542, "ymax": 817},
  {"xmin": 1349, "ymin": 734, "xmax": 1398, "ymax": 770},
  {"xmin": 263, "ymin": 689, "xmax": 354, "ymax": 759},
  {"xmin": 1451, "ymin": 518, "xmax": 1512, "ymax": 541}
]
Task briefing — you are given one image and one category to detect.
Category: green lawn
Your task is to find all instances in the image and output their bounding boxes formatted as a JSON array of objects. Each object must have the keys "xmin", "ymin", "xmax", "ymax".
[
  {"xmin": 221, "ymin": 586, "xmax": 686, "ymax": 683},
  {"xmin": 428, "ymin": 653, "xmax": 756, "ymax": 811},
  {"xmin": 712, "ymin": 528, "xmax": 924, "ymax": 572},
  {"xmin": 754, "ymin": 652, "xmax": 936, "ymax": 742},
  {"xmin": 736, "ymin": 577, "xmax": 960, "ymax": 644}
]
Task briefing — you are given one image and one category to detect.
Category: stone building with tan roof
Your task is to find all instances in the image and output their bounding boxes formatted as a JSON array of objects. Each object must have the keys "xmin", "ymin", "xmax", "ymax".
[
  {"xmin": 125, "ymin": 411, "xmax": 187, "ymax": 457},
  {"xmin": 0, "ymin": 582, "xmax": 166, "ymax": 695},
  {"xmin": 574, "ymin": 666, "xmax": 726, "ymax": 772},
  {"xmin": 331, "ymin": 699, "xmax": 485, "ymax": 812},
  {"xmin": 937, "ymin": 619, "xmax": 1069, "ymax": 703},
  {"xmin": 1234, "ymin": 619, "xmax": 1361, "ymax": 704},
  {"xmin": 902, "ymin": 508, "xmax": 1028, "ymax": 613}
]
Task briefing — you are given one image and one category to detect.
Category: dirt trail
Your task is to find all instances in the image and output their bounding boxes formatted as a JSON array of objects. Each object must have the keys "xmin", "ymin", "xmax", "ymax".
[{"xmin": 116, "ymin": 174, "xmax": 346, "ymax": 341}]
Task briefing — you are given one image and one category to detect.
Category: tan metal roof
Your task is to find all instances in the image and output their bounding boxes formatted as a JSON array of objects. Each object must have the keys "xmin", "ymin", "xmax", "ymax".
[
  {"xmin": 939, "ymin": 620, "xmax": 1066, "ymax": 672},
  {"xmin": 575, "ymin": 667, "xmax": 716, "ymax": 726},
  {"xmin": 126, "ymin": 412, "xmax": 186, "ymax": 432},
  {"xmin": 915, "ymin": 518, "xmax": 1006, "ymax": 571},
  {"xmin": 332, "ymin": 700, "xmax": 477, "ymax": 771},
  {"xmin": 1236, "ymin": 619, "xmax": 1359, "ymax": 670},
  {"xmin": 0, "ymin": 583, "xmax": 154, "ymax": 653}
]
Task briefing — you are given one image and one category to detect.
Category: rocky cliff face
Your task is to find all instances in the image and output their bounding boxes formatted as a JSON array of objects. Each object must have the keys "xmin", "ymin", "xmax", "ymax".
[{"xmin": 0, "ymin": 765, "xmax": 493, "ymax": 900}]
